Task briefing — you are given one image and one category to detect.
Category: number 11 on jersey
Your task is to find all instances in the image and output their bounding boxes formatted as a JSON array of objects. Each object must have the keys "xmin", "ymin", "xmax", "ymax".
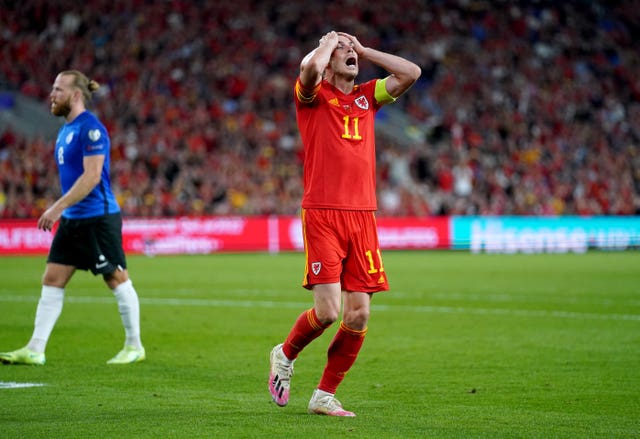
[{"xmin": 341, "ymin": 116, "xmax": 362, "ymax": 140}]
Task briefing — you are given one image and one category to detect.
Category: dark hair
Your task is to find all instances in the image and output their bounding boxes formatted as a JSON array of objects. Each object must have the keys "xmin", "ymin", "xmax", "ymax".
[{"xmin": 59, "ymin": 70, "xmax": 100, "ymax": 104}]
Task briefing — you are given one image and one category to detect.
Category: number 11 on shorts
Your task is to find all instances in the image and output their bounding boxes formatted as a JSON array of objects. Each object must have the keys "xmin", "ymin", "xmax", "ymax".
[{"xmin": 365, "ymin": 249, "xmax": 384, "ymax": 274}]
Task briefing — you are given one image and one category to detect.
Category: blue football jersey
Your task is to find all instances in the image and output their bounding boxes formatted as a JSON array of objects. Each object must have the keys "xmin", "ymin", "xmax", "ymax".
[{"xmin": 54, "ymin": 111, "xmax": 120, "ymax": 219}]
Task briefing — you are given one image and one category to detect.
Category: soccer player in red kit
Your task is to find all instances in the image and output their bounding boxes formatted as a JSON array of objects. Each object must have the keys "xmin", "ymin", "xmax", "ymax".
[{"xmin": 268, "ymin": 31, "xmax": 421, "ymax": 416}]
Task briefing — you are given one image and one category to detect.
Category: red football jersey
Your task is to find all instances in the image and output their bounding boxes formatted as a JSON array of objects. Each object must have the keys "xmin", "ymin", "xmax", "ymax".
[{"xmin": 295, "ymin": 78, "xmax": 382, "ymax": 210}]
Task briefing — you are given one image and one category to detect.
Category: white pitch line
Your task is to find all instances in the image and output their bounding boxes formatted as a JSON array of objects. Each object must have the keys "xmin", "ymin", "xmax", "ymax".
[
  {"xmin": 0, "ymin": 382, "xmax": 46, "ymax": 389},
  {"xmin": 0, "ymin": 294, "xmax": 638, "ymax": 321}
]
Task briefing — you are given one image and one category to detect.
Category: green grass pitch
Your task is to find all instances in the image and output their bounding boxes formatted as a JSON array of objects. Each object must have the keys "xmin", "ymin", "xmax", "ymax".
[{"xmin": 0, "ymin": 250, "xmax": 639, "ymax": 438}]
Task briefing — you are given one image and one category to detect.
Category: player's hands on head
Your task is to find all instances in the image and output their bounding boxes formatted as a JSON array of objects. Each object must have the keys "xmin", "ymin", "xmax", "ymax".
[
  {"xmin": 319, "ymin": 31, "xmax": 339, "ymax": 48},
  {"xmin": 337, "ymin": 32, "xmax": 365, "ymax": 56}
]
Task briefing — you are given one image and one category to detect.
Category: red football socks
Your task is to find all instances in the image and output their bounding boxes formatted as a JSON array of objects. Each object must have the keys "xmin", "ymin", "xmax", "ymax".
[
  {"xmin": 282, "ymin": 308, "xmax": 330, "ymax": 360},
  {"xmin": 318, "ymin": 322, "xmax": 367, "ymax": 394}
]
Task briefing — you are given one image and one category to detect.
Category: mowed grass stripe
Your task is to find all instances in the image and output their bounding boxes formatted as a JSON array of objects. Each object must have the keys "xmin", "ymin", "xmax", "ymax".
[{"xmin": 1, "ymin": 293, "xmax": 638, "ymax": 321}]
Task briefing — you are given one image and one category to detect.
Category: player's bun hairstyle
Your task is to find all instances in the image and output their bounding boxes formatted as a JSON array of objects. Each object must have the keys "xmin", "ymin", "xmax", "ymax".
[{"xmin": 60, "ymin": 69, "xmax": 100, "ymax": 104}]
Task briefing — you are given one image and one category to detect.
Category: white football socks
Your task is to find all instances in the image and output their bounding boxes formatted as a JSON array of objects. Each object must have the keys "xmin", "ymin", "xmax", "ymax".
[
  {"xmin": 23, "ymin": 281, "xmax": 143, "ymax": 354},
  {"xmin": 112, "ymin": 279, "xmax": 143, "ymax": 349},
  {"xmin": 27, "ymin": 285, "xmax": 65, "ymax": 353}
]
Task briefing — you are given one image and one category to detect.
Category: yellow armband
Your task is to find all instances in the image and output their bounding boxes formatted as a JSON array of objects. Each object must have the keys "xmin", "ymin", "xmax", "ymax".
[{"xmin": 375, "ymin": 77, "xmax": 397, "ymax": 105}]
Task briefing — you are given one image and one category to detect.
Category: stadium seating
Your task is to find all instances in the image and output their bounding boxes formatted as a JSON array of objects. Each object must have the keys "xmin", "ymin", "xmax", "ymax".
[{"xmin": 0, "ymin": 0, "xmax": 638, "ymax": 218}]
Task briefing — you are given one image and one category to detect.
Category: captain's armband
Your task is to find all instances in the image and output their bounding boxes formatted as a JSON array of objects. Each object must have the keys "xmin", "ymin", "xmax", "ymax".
[{"xmin": 374, "ymin": 77, "xmax": 396, "ymax": 105}]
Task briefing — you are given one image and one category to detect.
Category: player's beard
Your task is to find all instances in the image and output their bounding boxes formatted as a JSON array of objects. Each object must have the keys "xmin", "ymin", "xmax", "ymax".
[{"xmin": 51, "ymin": 98, "xmax": 71, "ymax": 118}]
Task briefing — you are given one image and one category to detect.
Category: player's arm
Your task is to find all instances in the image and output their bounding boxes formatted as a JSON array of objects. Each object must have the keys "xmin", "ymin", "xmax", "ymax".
[
  {"xmin": 37, "ymin": 154, "xmax": 104, "ymax": 231},
  {"xmin": 338, "ymin": 32, "xmax": 421, "ymax": 99},
  {"xmin": 298, "ymin": 31, "xmax": 340, "ymax": 97}
]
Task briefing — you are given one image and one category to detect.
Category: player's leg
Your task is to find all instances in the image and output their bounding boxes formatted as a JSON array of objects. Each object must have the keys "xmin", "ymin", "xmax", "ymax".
[
  {"xmin": 284, "ymin": 282, "xmax": 341, "ymax": 360},
  {"xmin": 308, "ymin": 291, "xmax": 369, "ymax": 417},
  {"xmin": 308, "ymin": 211, "xmax": 387, "ymax": 416},
  {"xmin": 31, "ymin": 263, "xmax": 75, "ymax": 350},
  {"xmin": 0, "ymin": 218, "xmax": 79, "ymax": 366},
  {"xmin": 0, "ymin": 263, "xmax": 74, "ymax": 366},
  {"xmin": 269, "ymin": 283, "xmax": 341, "ymax": 406},
  {"xmin": 91, "ymin": 213, "xmax": 145, "ymax": 364},
  {"xmin": 104, "ymin": 268, "xmax": 145, "ymax": 364},
  {"xmin": 269, "ymin": 208, "xmax": 344, "ymax": 406},
  {"xmin": 319, "ymin": 291, "xmax": 370, "ymax": 391}
]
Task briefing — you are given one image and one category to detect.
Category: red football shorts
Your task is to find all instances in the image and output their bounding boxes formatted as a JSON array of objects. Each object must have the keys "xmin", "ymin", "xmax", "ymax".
[{"xmin": 301, "ymin": 208, "xmax": 390, "ymax": 293}]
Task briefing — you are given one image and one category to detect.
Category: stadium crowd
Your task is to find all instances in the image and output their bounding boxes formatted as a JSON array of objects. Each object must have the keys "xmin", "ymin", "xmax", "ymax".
[{"xmin": 1, "ymin": 0, "xmax": 639, "ymax": 218}]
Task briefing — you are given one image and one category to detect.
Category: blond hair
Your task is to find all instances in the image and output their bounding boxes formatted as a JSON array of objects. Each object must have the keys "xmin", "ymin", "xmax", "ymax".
[{"xmin": 59, "ymin": 70, "xmax": 100, "ymax": 104}]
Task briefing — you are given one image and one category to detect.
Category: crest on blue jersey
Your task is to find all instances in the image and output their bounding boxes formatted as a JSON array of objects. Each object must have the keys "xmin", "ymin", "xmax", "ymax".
[{"xmin": 88, "ymin": 129, "xmax": 101, "ymax": 141}]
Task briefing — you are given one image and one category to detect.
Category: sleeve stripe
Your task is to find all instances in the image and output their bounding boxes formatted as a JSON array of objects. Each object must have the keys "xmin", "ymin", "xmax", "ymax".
[{"xmin": 296, "ymin": 79, "xmax": 320, "ymax": 104}]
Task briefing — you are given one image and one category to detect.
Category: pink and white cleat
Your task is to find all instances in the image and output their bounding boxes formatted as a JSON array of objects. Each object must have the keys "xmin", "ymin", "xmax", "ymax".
[
  {"xmin": 308, "ymin": 389, "xmax": 356, "ymax": 417},
  {"xmin": 269, "ymin": 343, "xmax": 294, "ymax": 406}
]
